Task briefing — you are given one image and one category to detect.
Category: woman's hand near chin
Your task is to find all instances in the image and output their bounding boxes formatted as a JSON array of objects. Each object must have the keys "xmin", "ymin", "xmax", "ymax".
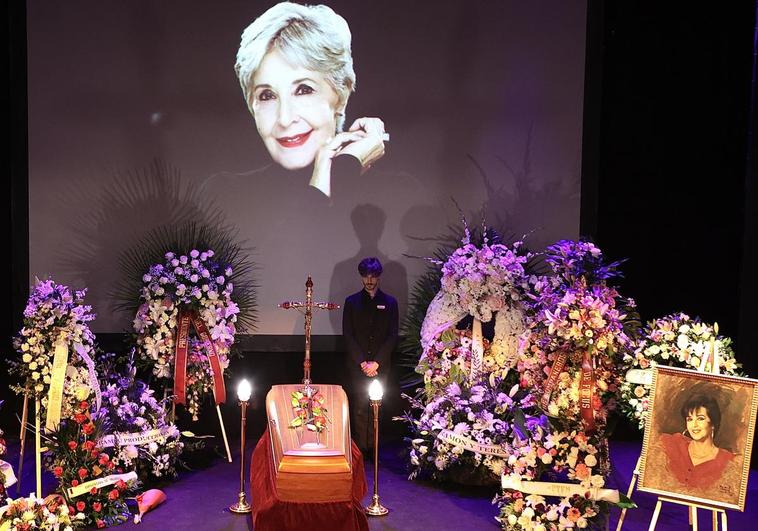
[
  {"xmin": 340, "ymin": 117, "xmax": 386, "ymax": 168},
  {"xmin": 309, "ymin": 117, "xmax": 387, "ymax": 198}
]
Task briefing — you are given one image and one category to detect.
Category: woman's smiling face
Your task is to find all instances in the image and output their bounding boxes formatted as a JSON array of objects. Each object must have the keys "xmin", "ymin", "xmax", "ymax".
[
  {"xmin": 686, "ymin": 406, "xmax": 713, "ymax": 442},
  {"xmin": 251, "ymin": 48, "xmax": 341, "ymax": 170}
]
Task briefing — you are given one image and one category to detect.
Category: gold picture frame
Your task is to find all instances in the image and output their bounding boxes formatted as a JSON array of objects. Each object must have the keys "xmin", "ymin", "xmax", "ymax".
[{"xmin": 638, "ymin": 365, "xmax": 757, "ymax": 511}]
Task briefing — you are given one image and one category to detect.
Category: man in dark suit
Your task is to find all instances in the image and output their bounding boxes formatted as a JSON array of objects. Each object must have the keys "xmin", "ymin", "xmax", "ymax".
[{"xmin": 342, "ymin": 257, "xmax": 398, "ymax": 453}]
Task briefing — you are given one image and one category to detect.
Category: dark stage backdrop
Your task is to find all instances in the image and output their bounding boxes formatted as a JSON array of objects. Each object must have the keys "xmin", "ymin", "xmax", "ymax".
[{"xmin": 26, "ymin": 0, "xmax": 586, "ymax": 334}]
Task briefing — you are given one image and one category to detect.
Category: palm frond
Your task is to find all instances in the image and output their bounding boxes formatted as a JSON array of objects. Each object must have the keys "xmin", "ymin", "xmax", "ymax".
[{"xmin": 110, "ymin": 220, "xmax": 257, "ymax": 332}]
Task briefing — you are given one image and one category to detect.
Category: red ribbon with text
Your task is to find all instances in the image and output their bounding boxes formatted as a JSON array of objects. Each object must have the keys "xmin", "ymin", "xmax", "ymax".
[
  {"xmin": 190, "ymin": 312, "xmax": 226, "ymax": 405},
  {"xmin": 173, "ymin": 310, "xmax": 226, "ymax": 406},
  {"xmin": 540, "ymin": 350, "xmax": 568, "ymax": 412},
  {"xmin": 173, "ymin": 312, "xmax": 192, "ymax": 406},
  {"xmin": 579, "ymin": 351, "xmax": 596, "ymax": 434}
]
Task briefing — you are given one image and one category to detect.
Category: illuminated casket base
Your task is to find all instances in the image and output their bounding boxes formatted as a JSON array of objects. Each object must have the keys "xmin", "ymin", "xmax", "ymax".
[{"xmin": 266, "ymin": 383, "xmax": 353, "ymax": 503}]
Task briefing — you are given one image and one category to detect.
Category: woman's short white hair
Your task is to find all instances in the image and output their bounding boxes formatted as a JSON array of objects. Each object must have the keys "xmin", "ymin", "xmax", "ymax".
[{"xmin": 235, "ymin": 2, "xmax": 356, "ymax": 131}]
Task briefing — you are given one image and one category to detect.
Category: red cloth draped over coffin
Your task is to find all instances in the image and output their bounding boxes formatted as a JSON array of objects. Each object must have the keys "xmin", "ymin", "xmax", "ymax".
[{"xmin": 250, "ymin": 384, "xmax": 368, "ymax": 531}]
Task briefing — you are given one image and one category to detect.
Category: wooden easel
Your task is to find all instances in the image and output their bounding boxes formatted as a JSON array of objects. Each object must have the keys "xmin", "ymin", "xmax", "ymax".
[
  {"xmin": 619, "ymin": 323, "xmax": 729, "ymax": 531},
  {"xmin": 17, "ymin": 393, "xmax": 45, "ymax": 498},
  {"xmin": 648, "ymin": 496, "xmax": 727, "ymax": 531},
  {"xmin": 615, "ymin": 456, "xmax": 641, "ymax": 531}
]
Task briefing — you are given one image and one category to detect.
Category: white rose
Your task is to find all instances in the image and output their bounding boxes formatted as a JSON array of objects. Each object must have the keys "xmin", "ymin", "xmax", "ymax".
[
  {"xmin": 584, "ymin": 454, "xmax": 597, "ymax": 467},
  {"xmin": 507, "ymin": 514, "xmax": 518, "ymax": 526}
]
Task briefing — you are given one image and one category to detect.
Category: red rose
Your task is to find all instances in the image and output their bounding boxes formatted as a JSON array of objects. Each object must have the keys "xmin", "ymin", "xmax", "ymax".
[
  {"xmin": 68, "ymin": 505, "xmax": 76, "ymax": 515},
  {"xmin": 82, "ymin": 440, "xmax": 96, "ymax": 451},
  {"xmin": 96, "ymin": 519, "xmax": 106, "ymax": 528},
  {"xmin": 53, "ymin": 466, "xmax": 63, "ymax": 477},
  {"xmin": 73, "ymin": 413, "xmax": 87, "ymax": 424},
  {"xmin": 79, "ymin": 400, "xmax": 89, "ymax": 410},
  {"xmin": 76, "ymin": 501, "xmax": 86, "ymax": 512},
  {"xmin": 78, "ymin": 467, "xmax": 88, "ymax": 479},
  {"xmin": 115, "ymin": 479, "xmax": 127, "ymax": 491},
  {"xmin": 98, "ymin": 453, "xmax": 110, "ymax": 465},
  {"xmin": 107, "ymin": 461, "xmax": 115, "ymax": 470},
  {"xmin": 71, "ymin": 479, "xmax": 79, "ymax": 487},
  {"xmin": 91, "ymin": 450, "xmax": 100, "ymax": 459},
  {"xmin": 90, "ymin": 487, "xmax": 98, "ymax": 495},
  {"xmin": 68, "ymin": 441, "xmax": 78, "ymax": 450},
  {"xmin": 92, "ymin": 502, "xmax": 102, "ymax": 512},
  {"xmin": 82, "ymin": 423, "xmax": 95, "ymax": 435},
  {"xmin": 108, "ymin": 488, "xmax": 120, "ymax": 501}
]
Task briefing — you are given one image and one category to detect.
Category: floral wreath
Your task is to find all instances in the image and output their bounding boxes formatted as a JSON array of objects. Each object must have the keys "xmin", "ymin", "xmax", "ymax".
[
  {"xmin": 403, "ymin": 238, "xmax": 637, "ymax": 527},
  {"xmin": 401, "ymin": 227, "xmax": 531, "ymax": 484},
  {"xmin": 419, "ymin": 227, "xmax": 531, "ymax": 384},
  {"xmin": 133, "ymin": 250, "xmax": 239, "ymax": 420},
  {"xmin": 96, "ymin": 354, "xmax": 184, "ymax": 482},
  {"xmin": 619, "ymin": 312, "xmax": 741, "ymax": 430},
  {"xmin": 11, "ymin": 279, "xmax": 101, "ymax": 427},
  {"xmin": 496, "ymin": 240, "xmax": 638, "ymax": 529}
]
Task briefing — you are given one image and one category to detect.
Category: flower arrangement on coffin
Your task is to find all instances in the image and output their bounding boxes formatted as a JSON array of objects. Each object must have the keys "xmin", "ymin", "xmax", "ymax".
[
  {"xmin": 9, "ymin": 280, "xmax": 101, "ymax": 426},
  {"xmin": 288, "ymin": 390, "xmax": 329, "ymax": 433},
  {"xmin": 619, "ymin": 312, "xmax": 742, "ymax": 430},
  {"xmin": 0, "ymin": 493, "xmax": 84, "ymax": 531},
  {"xmin": 133, "ymin": 249, "xmax": 238, "ymax": 420},
  {"xmin": 95, "ymin": 355, "xmax": 184, "ymax": 482},
  {"xmin": 45, "ymin": 401, "xmax": 135, "ymax": 528},
  {"xmin": 497, "ymin": 240, "xmax": 639, "ymax": 529}
]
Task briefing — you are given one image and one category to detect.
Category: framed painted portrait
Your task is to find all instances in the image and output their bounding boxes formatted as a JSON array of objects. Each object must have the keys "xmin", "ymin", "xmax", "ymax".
[{"xmin": 638, "ymin": 365, "xmax": 758, "ymax": 511}]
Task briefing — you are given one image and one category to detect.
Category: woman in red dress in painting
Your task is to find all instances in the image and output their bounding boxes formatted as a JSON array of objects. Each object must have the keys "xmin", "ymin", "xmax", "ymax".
[{"xmin": 659, "ymin": 393, "xmax": 735, "ymax": 489}]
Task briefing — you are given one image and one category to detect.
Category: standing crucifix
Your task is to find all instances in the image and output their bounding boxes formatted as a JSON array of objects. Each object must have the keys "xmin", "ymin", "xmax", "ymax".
[{"xmin": 279, "ymin": 276, "xmax": 340, "ymax": 389}]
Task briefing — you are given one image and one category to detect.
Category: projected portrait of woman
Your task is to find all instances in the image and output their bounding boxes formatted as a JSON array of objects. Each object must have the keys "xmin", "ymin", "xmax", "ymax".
[
  {"xmin": 235, "ymin": 2, "xmax": 386, "ymax": 198},
  {"xmin": 658, "ymin": 392, "xmax": 735, "ymax": 489}
]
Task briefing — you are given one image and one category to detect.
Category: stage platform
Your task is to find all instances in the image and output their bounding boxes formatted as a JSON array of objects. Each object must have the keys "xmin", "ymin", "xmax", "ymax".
[{"xmin": 4, "ymin": 436, "xmax": 757, "ymax": 530}]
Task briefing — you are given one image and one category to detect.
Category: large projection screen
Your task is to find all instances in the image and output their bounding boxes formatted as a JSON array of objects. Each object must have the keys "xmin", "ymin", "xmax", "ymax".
[{"xmin": 27, "ymin": 1, "xmax": 586, "ymax": 335}]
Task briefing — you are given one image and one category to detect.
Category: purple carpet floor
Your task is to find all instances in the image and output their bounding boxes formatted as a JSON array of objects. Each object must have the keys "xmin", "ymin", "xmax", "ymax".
[{"xmin": 5, "ymin": 436, "xmax": 757, "ymax": 530}]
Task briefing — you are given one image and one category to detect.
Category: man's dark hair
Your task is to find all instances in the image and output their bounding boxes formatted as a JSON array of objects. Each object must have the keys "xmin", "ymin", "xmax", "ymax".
[
  {"xmin": 680, "ymin": 393, "xmax": 722, "ymax": 435},
  {"xmin": 358, "ymin": 257, "xmax": 383, "ymax": 276}
]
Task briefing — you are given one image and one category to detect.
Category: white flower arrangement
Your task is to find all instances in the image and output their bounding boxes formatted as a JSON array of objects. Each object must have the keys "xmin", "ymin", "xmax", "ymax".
[
  {"xmin": 619, "ymin": 312, "xmax": 742, "ymax": 429},
  {"xmin": 133, "ymin": 250, "xmax": 239, "ymax": 419}
]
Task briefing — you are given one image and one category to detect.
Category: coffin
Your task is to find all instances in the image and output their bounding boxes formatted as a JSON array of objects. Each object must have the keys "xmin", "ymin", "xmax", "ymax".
[{"xmin": 266, "ymin": 383, "xmax": 353, "ymax": 503}]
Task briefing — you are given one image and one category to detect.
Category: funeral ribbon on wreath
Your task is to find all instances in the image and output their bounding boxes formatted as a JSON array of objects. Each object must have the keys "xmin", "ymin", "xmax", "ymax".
[
  {"xmin": 469, "ymin": 318, "xmax": 484, "ymax": 384},
  {"xmin": 540, "ymin": 349, "xmax": 596, "ymax": 434},
  {"xmin": 173, "ymin": 309, "xmax": 226, "ymax": 406},
  {"xmin": 46, "ymin": 333, "xmax": 102, "ymax": 432}
]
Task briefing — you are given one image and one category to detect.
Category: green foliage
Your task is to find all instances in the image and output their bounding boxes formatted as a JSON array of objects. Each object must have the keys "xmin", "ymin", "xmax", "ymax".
[{"xmin": 111, "ymin": 220, "xmax": 257, "ymax": 332}]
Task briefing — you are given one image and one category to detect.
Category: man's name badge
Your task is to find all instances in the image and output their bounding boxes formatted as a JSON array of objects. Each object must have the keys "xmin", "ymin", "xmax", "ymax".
[{"xmin": 377, "ymin": 305, "xmax": 386, "ymax": 309}]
